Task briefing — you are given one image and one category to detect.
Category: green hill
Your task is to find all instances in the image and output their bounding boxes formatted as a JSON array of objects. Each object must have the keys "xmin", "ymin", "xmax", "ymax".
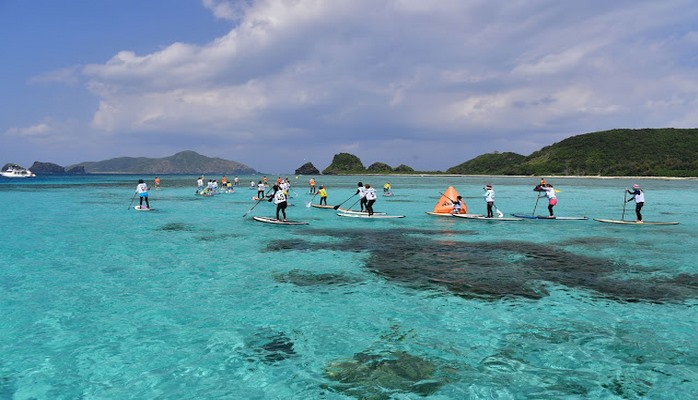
[
  {"xmin": 447, "ymin": 152, "xmax": 526, "ymax": 175},
  {"xmin": 71, "ymin": 150, "xmax": 256, "ymax": 174},
  {"xmin": 517, "ymin": 128, "xmax": 698, "ymax": 176}
]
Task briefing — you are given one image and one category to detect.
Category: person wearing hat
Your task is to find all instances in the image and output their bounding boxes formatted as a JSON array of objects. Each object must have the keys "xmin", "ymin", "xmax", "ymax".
[
  {"xmin": 136, "ymin": 179, "xmax": 151, "ymax": 209},
  {"xmin": 483, "ymin": 184, "xmax": 495, "ymax": 218},
  {"xmin": 317, "ymin": 185, "xmax": 328, "ymax": 206},
  {"xmin": 626, "ymin": 184, "xmax": 645, "ymax": 223},
  {"xmin": 268, "ymin": 184, "xmax": 288, "ymax": 221}
]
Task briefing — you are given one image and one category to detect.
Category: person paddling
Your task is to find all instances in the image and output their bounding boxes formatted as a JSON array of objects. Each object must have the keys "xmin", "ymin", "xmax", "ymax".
[
  {"xmin": 355, "ymin": 182, "xmax": 367, "ymax": 212},
  {"xmin": 268, "ymin": 184, "xmax": 288, "ymax": 221},
  {"xmin": 539, "ymin": 182, "xmax": 557, "ymax": 217},
  {"xmin": 317, "ymin": 185, "xmax": 328, "ymax": 206},
  {"xmin": 627, "ymin": 184, "xmax": 645, "ymax": 223},
  {"xmin": 136, "ymin": 179, "xmax": 151, "ymax": 209},
  {"xmin": 364, "ymin": 184, "xmax": 377, "ymax": 216},
  {"xmin": 483, "ymin": 184, "xmax": 495, "ymax": 218},
  {"xmin": 452, "ymin": 195, "xmax": 465, "ymax": 214}
]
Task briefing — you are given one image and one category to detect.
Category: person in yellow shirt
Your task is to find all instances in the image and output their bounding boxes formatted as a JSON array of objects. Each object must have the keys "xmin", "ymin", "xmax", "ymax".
[{"xmin": 317, "ymin": 185, "xmax": 328, "ymax": 205}]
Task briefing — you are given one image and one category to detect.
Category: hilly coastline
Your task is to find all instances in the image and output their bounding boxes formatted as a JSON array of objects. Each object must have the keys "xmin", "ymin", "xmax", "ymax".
[{"xmin": 6, "ymin": 128, "xmax": 697, "ymax": 177}]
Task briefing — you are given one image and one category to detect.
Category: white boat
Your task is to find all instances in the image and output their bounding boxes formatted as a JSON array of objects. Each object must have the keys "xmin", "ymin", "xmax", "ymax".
[{"xmin": 1, "ymin": 165, "xmax": 36, "ymax": 178}]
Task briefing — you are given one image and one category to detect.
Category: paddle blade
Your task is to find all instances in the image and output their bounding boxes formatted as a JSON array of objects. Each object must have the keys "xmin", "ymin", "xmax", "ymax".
[
  {"xmin": 333, "ymin": 205, "xmax": 340, "ymax": 210},
  {"xmin": 496, "ymin": 209, "xmax": 504, "ymax": 218}
]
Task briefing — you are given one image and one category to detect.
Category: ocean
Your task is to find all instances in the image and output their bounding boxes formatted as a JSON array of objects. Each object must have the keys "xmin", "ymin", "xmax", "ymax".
[{"xmin": 1, "ymin": 174, "xmax": 696, "ymax": 399}]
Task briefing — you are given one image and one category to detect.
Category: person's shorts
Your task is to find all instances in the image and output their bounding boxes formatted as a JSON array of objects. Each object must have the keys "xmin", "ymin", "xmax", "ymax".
[
  {"xmin": 139, "ymin": 192, "xmax": 148, "ymax": 198},
  {"xmin": 549, "ymin": 198, "xmax": 557, "ymax": 206}
]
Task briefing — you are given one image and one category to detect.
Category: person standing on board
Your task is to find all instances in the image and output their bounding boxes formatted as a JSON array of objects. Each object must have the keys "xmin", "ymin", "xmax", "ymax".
[
  {"xmin": 627, "ymin": 184, "xmax": 645, "ymax": 223},
  {"xmin": 136, "ymin": 179, "xmax": 151, "ymax": 209},
  {"xmin": 540, "ymin": 183, "xmax": 557, "ymax": 217},
  {"xmin": 355, "ymin": 181, "xmax": 367, "ymax": 212},
  {"xmin": 268, "ymin": 184, "xmax": 288, "ymax": 221},
  {"xmin": 317, "ymin": 185, "xmax": 328, "ymax": 206},
  {"xmin": 484, "ymin": 184, "xmax": 495, "ymax": 218},
  {"xmin": 197, "ymin": 176, "xmax": 204, "ymax": 193},
  {"xmin": 364, "ymin": 184, "xmax": 377, "ymax": 216},
  {"xmin": 452, "ymin": 195, "xmax": 465, "ymax": 214},
  {"xmin": 257, "ymin": 180, "xmax": 266, "ymax": 200},
  {"xmin": 309, "ymin": 177, "xmax": 316, "ymax": 194},
  {"xmin": 154, "ymin": 176, "xmax": 160, "ymax": 190}
]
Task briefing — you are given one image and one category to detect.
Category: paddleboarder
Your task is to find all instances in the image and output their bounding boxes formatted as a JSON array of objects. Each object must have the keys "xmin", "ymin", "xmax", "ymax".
[
  {"xmin": 317, "ymin": 185, "xmax": 328, "ymax": 206},
  {"xmin": 136, "ymin": 179, "xmax": 151, "ymax": 209},
  {"xmin": 626, "ymin": 184, "xmax": 645, "ymax": 223},
  {"xmin": 364, "ymin": 184, "xmax": 377, "ymax": 216},
  {"xmin": 540, "ymin": 183, "xmax": 557, "ymax": 217},
  {"xmin": 355, "ymin": 182, "xmax": 367, "ymax": 212},
  {"xmin": 452, "ymin": 195, "xmax": 465, "ymax": 214},
  {"xmin": 483, "ymin": 184, "xmax": 495, "ymax": 218},
  {"xmin": 268, "ymin": 184, "xmax": 288, "ymax": 221}
]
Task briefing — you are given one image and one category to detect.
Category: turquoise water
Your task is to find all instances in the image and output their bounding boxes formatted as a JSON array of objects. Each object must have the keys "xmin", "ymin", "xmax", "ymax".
[{"xmin": 1, "ymin": 174, "xmax": 696, "ymax": 399}]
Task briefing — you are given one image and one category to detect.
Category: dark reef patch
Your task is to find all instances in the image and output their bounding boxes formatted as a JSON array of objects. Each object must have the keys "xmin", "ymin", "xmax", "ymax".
[
  {"xmin": 157, "ymin": 222, "xmax": 194, "ymax": 232},
  {"xmin": 246, "ymin": 331, "xmax": 296, "ymax": 364},
  {"xmin": 273, "ymin": 269, "xmax": 364, "ymax": 287},
  {"xmin": 323, "ymin": 350, "xmax": 448, "ymax": 399},
  {"xmin": 263, "ymin": 228, "xmax": 698, "ymax": 303}
]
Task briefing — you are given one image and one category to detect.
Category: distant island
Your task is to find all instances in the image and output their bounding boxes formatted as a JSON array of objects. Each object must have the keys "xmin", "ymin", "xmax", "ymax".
[
  {"xmin": 299, "ymin": 128, "xmax": 698, "ymax": 177},
  {"xmin": 5, "ymin": 128, "xmax": 697, "ymax": 177}
]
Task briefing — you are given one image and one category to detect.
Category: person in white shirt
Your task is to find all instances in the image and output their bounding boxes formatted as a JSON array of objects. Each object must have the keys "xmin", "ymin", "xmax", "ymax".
[
  {"xmin": 541, "ymin": 184, "xmax": 557, "ymax": 217},
  {"xmin": 136, "ymin": 179, "xmax": 150, "ymax": 209},
  {"xmin": 268, "ymin": 185, "xmax": 288, "ymax": 221},
  {"xmin": 483, "ymin": 184, "xmax": 495, "ymax": 218},
  {"xmin": 355, "ymin": 182, "xmax": 367, "ymax": 212},
  {"xmin": 364, "ymin": 184, "xmax": 377, "ymax": 216},
  {"xmin": 626, "ymin": 184, "xmax": 645, "ymax": 223}
]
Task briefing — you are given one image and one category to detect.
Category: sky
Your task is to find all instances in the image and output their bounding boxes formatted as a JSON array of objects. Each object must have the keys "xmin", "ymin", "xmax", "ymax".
[{"xmin": 2, "ymin": 0, "xmax": 698, "ymax": 174}]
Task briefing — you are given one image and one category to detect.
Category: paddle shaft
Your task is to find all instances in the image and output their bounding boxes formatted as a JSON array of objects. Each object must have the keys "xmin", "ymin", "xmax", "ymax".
[
  {"xmin": 333, "ymin": 193, "xmax": 357, "ymax": 210},
  {"xmin": 243, "ymin": 187, "xmax": 274, "ymax": 217},
  {"xmin": 128, "ymin": 191, "xmax": 137, "ymax": 210},
  {"xmin": 306, "ymin": 192, "xmax": 318, "ymax": 207},
  {"xmin": 532, "ymin": 194, "xmax": 541, "ymax": 215},
  {"xmin": 621, "ymin": 190, "xmax": 627, "ymax": 220}
]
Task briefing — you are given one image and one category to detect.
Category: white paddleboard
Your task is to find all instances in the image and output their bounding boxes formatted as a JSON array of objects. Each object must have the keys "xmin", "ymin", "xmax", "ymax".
[
  {"xmin": 593, "ymin": 218, "xmax": 679, "ymax": 225},
  {"xmin": 134, "ymin": 206, "xmax": 154, "ymax": 211},
  {"xmin": 252, "ymin": 216, "xmax": 309, "ymax": 225},
  {"xmin": 453, "ymin": 214, "xmax": 522, "ymax": 221},
  {"xmin": 336, "ymin": 208, "xmax": 387, "ymax": 215},
  {"xmin": 337, "ymin": 213, "xmax": 405, "ymax": 219}
]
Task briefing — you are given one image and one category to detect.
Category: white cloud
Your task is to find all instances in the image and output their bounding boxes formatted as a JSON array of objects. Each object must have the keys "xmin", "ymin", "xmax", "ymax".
[{"xmin": 63, "ymin": 0, "xmax": 698, "ymax": 170}]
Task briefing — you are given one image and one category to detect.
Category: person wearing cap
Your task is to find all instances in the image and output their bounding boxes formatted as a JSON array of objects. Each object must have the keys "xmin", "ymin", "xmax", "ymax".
[
  {"xmin": 136, "ymin": 179, "xmax": 151, "ymax": 209},
  {"xmin": 483, "ymin": 184, "xmax": 495, "ymax": 218},
  {"xmin": 268, "ymin": 184, "xmax": 288, "ymax": 221},
  {"xmin": 626, "ymin": 184, "xmax": 645, "ymax": 223},
  {"xmin": 317, "ymin": 185, "xmax": 328, "ymax": 206}
]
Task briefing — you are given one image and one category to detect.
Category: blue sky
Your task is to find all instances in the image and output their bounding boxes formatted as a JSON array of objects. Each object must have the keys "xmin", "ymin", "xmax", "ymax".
[{"xmin": 2, "ymin": 0, "xmax": 698, "ymax": 174}]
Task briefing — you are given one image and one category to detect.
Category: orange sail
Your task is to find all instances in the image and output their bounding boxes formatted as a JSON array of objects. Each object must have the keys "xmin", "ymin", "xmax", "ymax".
[{"xmin": 433, "ymin": 186, "xmax": 467, "ymax": 214}]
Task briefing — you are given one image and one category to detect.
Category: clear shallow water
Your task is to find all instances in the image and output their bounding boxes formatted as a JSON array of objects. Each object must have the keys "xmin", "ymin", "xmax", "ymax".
[{"xmin": 1, "ymin": 174, "xmax": 696, "ymax": 399}]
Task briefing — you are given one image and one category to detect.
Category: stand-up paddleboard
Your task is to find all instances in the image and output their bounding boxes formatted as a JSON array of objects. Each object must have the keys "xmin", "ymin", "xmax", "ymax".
[
  {"xmin": 134, "ymin": 206, "xmax": 154, "ymax": 211},
  {"xmin": 453, "ymin": 214, "xmax": 522, "ymax": 221},
  {"xmin": 426, "ymin": 212, "xmax": 483, "ymax": 218},
  {"xmin": 593, "ymin": 218, "xmax": 679, "ymax": 225},
  {"xmin": 511, "ymin": 214, "xmax": 588, "ymax": 220},
  {"xmin": 336, "ymin": 208, "xmax": 387, "ymax": 215},
  {"xmin": 252, "ymin": 216, "xmax": 309, "ymax": 225},
  {"xmin": 311, "ymin": 204, "xmax": 335, "ymax": 209},
  {"xmin": 337, "ymin": 212, "xmax": 405, "ymax": 219}
]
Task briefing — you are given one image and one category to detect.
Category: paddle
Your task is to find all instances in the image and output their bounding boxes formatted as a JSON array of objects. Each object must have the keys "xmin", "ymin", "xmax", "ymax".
[
  {"xmin": 493, "ymin": 203, "xmax": 504, "ymax": 218},
  {"xmin": 621, "ymin": 189, "xmax": 628, "ymax": 221},
  {"xmin": 306, "ymin": 193, "xmax": 318, "ymax": 208},
  {"xmin": 532, "ymin": 194, "xmax": 542, "ymax": 216},
  {"xmin": 127, "ymin": 191, "xmax": 137, "ymax": 210},
  {"xmin": 333, "ymin": 193, "xmax": 357, "ymax": 210},
  {"xmin": 243, "ymin": 187, "xmax": 274, "ymax": 217}
]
